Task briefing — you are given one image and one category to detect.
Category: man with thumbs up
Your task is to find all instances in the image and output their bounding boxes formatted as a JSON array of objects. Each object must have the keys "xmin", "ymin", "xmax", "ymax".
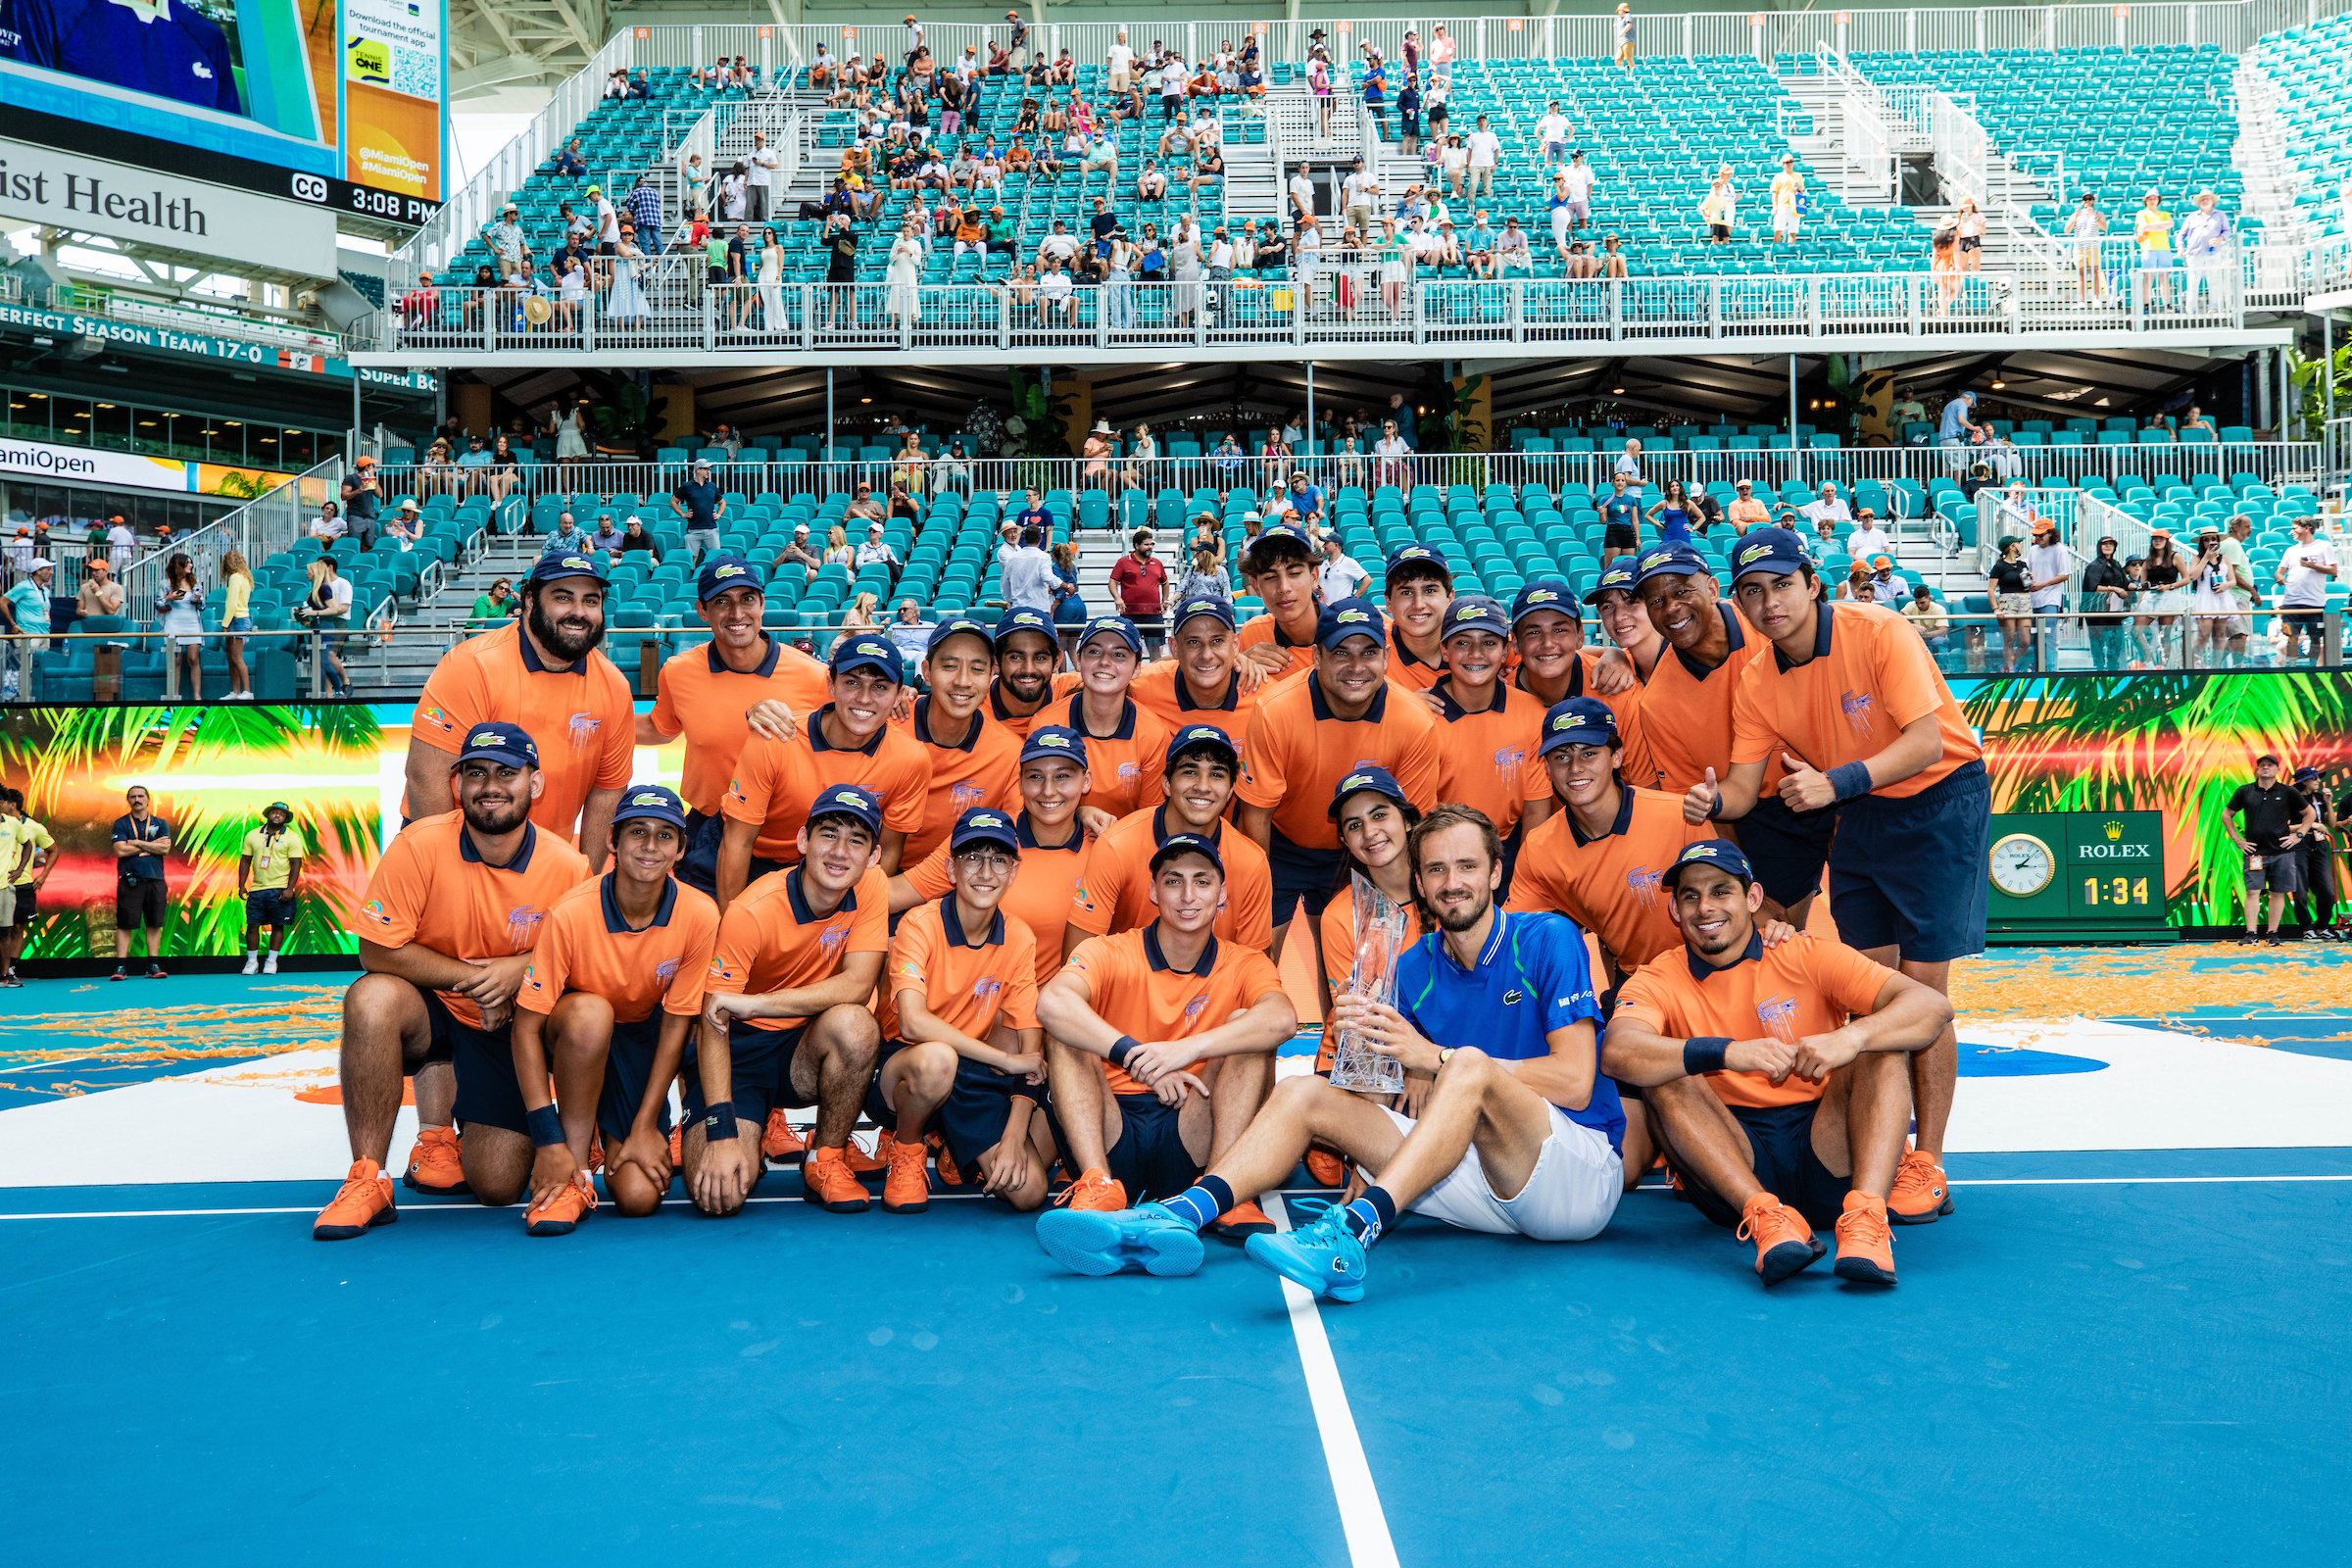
[{"xmin": 1680, "ymin": 527, "xmax": 1988, "ymax": 1228}]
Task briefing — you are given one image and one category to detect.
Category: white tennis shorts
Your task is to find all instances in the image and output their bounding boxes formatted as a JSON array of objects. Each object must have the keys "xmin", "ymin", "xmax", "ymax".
[{"xmin": 1378, "ymin": 1102, "xmax": 1621, "ymax": 1241}]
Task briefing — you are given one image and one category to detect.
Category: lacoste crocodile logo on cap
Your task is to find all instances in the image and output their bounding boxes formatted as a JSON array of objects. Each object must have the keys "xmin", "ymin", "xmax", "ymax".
[
  {"xmin": 832, "ymin": 791, "xmax": 863, "ymax": 807},
  {"xmin": 971, "ymin": 813, "xmax": 1004, "ymax": 827},
  {"xmin": 712, "ymin": 563, "xmax": 745, "ymax": 578},
  {"xmin": 1337, "ymin": 609, "xmax": 1370, "ymax": 623},
  {"xmin": 1642, "ymin": 551, "xmax": 1670, "ymax": 568},
  {"xmin": 1740, "ymin": 543, "xmax": 1769, "ymax": 564},
  {"xmin": 630, "ymin": 793, "xmax": 664, "ymax": 806},
  {"xmin": 1036, "ymin": 732, "xmax": 1070, "ymax": 747},
  {"xmin": 1526, "ymin": 588, "xmax": 1557, "ymax": 603},
  {"xmin": 470, "ymin": 731, "xmax": 504, "ymax": 748}
]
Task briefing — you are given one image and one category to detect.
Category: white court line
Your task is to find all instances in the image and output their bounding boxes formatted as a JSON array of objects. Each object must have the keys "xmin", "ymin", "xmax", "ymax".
[{"xmin": 1263, "ymin": 1193, "xmax": 1401, "ymax": 1568}]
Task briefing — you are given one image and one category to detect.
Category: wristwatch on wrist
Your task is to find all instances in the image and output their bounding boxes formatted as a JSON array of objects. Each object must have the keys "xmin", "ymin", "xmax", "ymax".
[{"xmin": 1437, "ymin": 1047, "xmax": 1455, "ymax": 1068}]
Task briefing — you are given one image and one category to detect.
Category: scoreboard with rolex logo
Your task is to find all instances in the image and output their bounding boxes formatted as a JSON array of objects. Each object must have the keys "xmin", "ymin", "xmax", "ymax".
[{"xmin": 1984, "ymin": 810, "xmax": 2175, "ymax": 944}]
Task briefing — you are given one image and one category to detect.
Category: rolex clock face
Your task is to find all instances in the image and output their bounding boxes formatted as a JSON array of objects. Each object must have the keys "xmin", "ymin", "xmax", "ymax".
[{"xmin": 1989, "ymin": 832, "xmax": 2056, "ymax": 898}]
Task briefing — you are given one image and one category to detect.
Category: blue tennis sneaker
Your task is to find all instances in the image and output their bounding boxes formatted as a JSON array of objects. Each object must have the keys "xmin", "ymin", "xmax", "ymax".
[
  {"xmin": 1243, "ymin": 1200, "xmax": 1369, "ymax": 1303},
  {"xmin": 1035, "ymin": 1201, "xmax": 1205, "ymax": 1277}
]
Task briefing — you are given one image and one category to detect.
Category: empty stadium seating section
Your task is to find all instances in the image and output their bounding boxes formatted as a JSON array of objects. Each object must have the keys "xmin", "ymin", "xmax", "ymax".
[{"xmin": 2251, "ymin": 17, "xmax": 2352, "ymax": 241}]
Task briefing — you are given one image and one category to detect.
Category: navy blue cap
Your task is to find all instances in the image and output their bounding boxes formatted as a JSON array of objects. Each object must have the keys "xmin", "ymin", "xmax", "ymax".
[
  {"xmin": 1150, "ymin": 831, "xmax": 1225, "ymax": 876},
  {"xmin": 950, "ymin": 807, "xmax": 1022, "ymax": 857},
  {"xmin": 1633, "ymin": 543, "xmax": 1710, "ymax": 586},
  {"xmin": 805, "ymin": 782, "xmax": 884, "ymax": 839},
  {"xmin": 1315, "ymin": 596, "xmax": 1387, "ymax": 650},
  {"xmin": 528, "ymin": 549, "xmax": 610, "ymax": 585},
  {"xmin": 1537, "ymin": 697, "xmax": 1619, "ymax": 757},
  {"xmin": 1385, "ymin": 542, "xmax": 1452, "ymax": 582},
  {"xmin": 1020, "ymin": 723, "xmax": 1090, "ymax": 768},
  {"xmin": 1729, "ymin": 526, "xmax": 1811, "ymax": 582},
  {"xmin": 1439, "ymin": 595, "xmax": 1509, "ymax": 641},
  {"xmin": 1510, "ymin": 578, "xmax": 1577, "ymax": 624},
  {"xmin": 455, "ymin": 721, "xmax": 539, "ymax": 769},
  {"xmin": 1327, "ymin": 764, "xmax": 1409, "ymax": 819},
  {"xmin": 2293, "ymin": 765, "xmax": 2322, "ymax": 783},
  {"xmin": 1243, "ymin": 520, "xmax": 1314, "ymax": 567},
  {"xmin": 1171, "ymin": 595, "xmax": 1237, "ymax": 631},
  {"xmin": 1078, "ymin": 614, "xmax": 1144, "ymax": 657},
  {"xmin": 926, "ymin": 613, "xmax": 996, "ymax": 656},
  {"xmin": 829, "ymin": 633, "xmax": 905, "ymax": 683},
  {"xmin": 1664, "ymin": 838, "xmax": 1753, "ymax": 890},
  {"xmin": 1581, "ymin": 561, "xmax": 1639, "ymax": 605},
  {"xmin": 993, "ymin": 606, "xmax": 1056, "ymax": 648},
  {"xmin": 1165, "ymin": 722, "xmax": 1240, "ymax": 770},
  {"xmin": 696, "ymin": 555, "xmax": 763, "ymax": 602},
  {"xmin": 612, "ymin": 783, "xmax": 689, "ymax": 830}
]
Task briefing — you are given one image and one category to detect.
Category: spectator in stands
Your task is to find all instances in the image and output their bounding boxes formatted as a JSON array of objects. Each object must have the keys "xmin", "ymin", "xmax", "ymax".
[
  {"xmin": 1397, "ymin": 69, "xmax": 1422, "ymax": 156},
  {"xmin": 480, "ymin": 434, "xmax": 521, "ymax": 502},
  {"xmin": 1599, "ymin": 232, "xmax": 1628, "ymax": 277},
  {"xmin": 2082, "ymin": 536, "xmax": 2132, "ymax": 668},
  {"xmin": 1613, "ymin": 3, "xmax": 1636, "ymax": 67},
  {"xmin": 584, "ymin": 512, "xmax": 622, "ymax": 555},
  {"xmin": 555, "ymin": 138, "xmax": 587, "ymax": 176},
  {"xmin": 1847, "ymin": 507, "xmax": 1896, "ymax": 565},
  {"xmin": 669, "ymin": 460, "xmax": 725, "ymax": 564},
  {"xmin": 1038, "ymin": 257, "xmax": 1078, "ymax": 325},
  {"xmin": 2134, "ymin": 191, "xmax": 2176, "ymax": 303},
  {"xmin": 1343, "ymin": 156, "xmax": 1378, "ymax": 235},
  {"xmin": 1317, "ymin": 533, "xmax": 1369, "ymax": 603},
  {"xmin": 340, "ymin": 456, "xmax": 380, "ymax": 533},
  {"xmin": 543, "ymin": 512, "xmax": 589, "ymax": 558},
  {"xmin": 77, "ymin": 558, "xmax": 122, "ymax": 619},
  {"xmin": 1700, "ymin": 167, "xmax": 1734, "ymax": 245},
  {"xmin": 1612, "ymin": 438, "xmax": 1643, "ymax": 484},
  {"xmin": 470, "ymin": 576, "xmax": 518, "ymax": 627},
  {"xmin": 1987, "ymin": 537, "xmax": 2034, "ymax": 672},
  {"xmin": 1724, "ymin": 478, "xmax": 1768, "ymax": 533},
  {"xmin": 483, "ymin": 204, "xmax": 529, "ymax": 280},
  {"xmin": 1769, "ymin": 154, "xmax": 1802, "ymax": 245},
  {"xmin": 1899, "ymin": 584, "xmax": 1950, "ymax": 658},
  {"xmin": 384, "ymin": 500, "xmax": 426, "ymax": 551},
  {"xmin": 294, "ymin": 555, "xmax": 352, "ymax": 698},
  {"xmin": 1111, "ymin": 530, "xmax": 1170, "ymax": 655},
  {"xmin": 2180, "ymin": 190, "xmax": 2234, "ymax": 313},
  {"xmin": 839, "ymin": 592, "xmax": 882, "ymax": 648},
  {"xmin": 617, "ymin": 515, "xmax": 661, "ymax": 564},
  {"xmin": 1004, "ymin": 525, "xmax": 1058, "ymax": 612},
  {"xmin": 1494, "ymin": 216, "xmax": 1533, "ymax": 275},
  {"xmin": 858, "ymin": 522, "xmax": 905, "ymax": 590},
  {"xmin": 1465, "ymin": 115, "xmax": 1500, "ymax": 200},
  {"xmin": 2061, "ymin": 192, "xmax": 2109, "ymax": 296},
  {"xmin": 1937, "ymin": 389, "xmax": 1984, "ymax": 472},
  {"xmin": 1373, "ymin": 418, "xmax": 1414, "ymax": 489},
  {"xmin": 812, "ymin": 523, "xmax": 851, "ymax": 571},
  {"xmin": 1866, "ymin": 555, "xmax": 1908, "ymax": 606},
  {"xmin": 772, "ymin": 524, "xmax": 820, "ymax": 583},
  {"xmin": 1954, "ymin": 197, "xmax": 1985, "ymax": 274},
  {"xmin": 1801, "ymin": 481, "xmax": 1854, "ymax": 533},
  {"xmin": 310, "ymin": 500, "xmax": 348, "ymax": 546}
]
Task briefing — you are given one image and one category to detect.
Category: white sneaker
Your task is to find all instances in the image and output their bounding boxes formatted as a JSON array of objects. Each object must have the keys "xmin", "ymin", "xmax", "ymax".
[
  {"xmin": 241, "ymin": 953, "xmax": 261, "ymax": 975},
  {"xmin": 263, "ymin": 953, "xmax": 279, "ymax": 975}
]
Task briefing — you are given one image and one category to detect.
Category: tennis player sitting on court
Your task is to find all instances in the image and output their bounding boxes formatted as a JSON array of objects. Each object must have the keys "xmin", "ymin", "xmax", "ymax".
[
  {"xmin": 509, "ymin": 786, "xmax": 718, "ymax": 1236},
  {"xmin": 865, "ymin": 808, "xmax": 1053, "ymax": 1214},
  {"xmin": 1602, "ymin": 840, "xmax": 1953, "ymax": 1288},
  {"xmin": 315, "ymin": 723, "xmax": 590, "ymax": 1240},
  {"xmin": 690, "ymin": 785, "xmax": 890, "ymax": 1217},
  {"xmin": 1036, "ymin": 806, "xmax": 1624, "ymax": 1303},
  {"xmin": 1035, "ymin": 833, "xmax": 1297, "ymax": 1232}
]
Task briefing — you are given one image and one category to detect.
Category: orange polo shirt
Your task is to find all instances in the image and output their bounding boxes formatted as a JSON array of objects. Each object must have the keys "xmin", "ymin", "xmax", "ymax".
[
  {"xmin": 1614, "ymin": 929, "xmax": 1898, "ymax": 1108},
  {"xmin": 1639, "ymin": 602, "xmax": 1788, "ymax": 798},
  {"xmin": 901, "ymin": 812, "xmax": 1093, "ymax": 985},
  {"xmin": 892, "ymin": 697, "xmax": 1025, "ymax": 862},
  {"xmin": 1127, "ymin": 663, "xmax": 1263, "ymax": 783},
  {"xmin": 722, "ymin": 707, "xmax": 931, "ymax": 862},
  {"xmin": 1066, "ymin": 807, "xmax": 1273, "ymax": 951},
  {"xmin": 516, "ymin": 872, "xmax": 719, "ymax": 1024},
  {"xmin": 987, "ymin": 671, "xmax": 1085, "ymax": 740},
  {"xmin": 877, "ymin": 894, "xmax": 1042, "ymax": 1044},
  {"xmin": 1314, "ymin": 874, "xmax": 1424, "ymax": 1071},
  {"xmin": 354, "ymin": 812, "xmax": 590, "ymax": 1029},
  {"xmin": 1385, "ymin": 639, "xmax": 1447, "ymax": 692},
  {"xmin": 650, "ymin": 637, "xmax": 832, "ymax": 817},
  {"xmin": 1515, "ymin": 649, "xmax": 1657, "ymax": 793},
  {"xmin": 704, "ymin": 864, "xmax": 890, "ymax": 1032},
  {"xmin": 1731, "ymin": 601, "xmax": 1981, "ymax": 800},
  {"xmin": 1061, "ymin": 925, "xmax": 1286, "ymax": 1095},
  {"xmin": 1235, "ymin": 612, "xmax": 1318, "ymax": 682},
  {"xmin": 407, "ymin": 621, "xmax": 635, "ymax": 838},
  {"xmin": 1506, "ymin": 787, "xmax": 1720, "ymax": 972},
  {"xmin": 1238, "ymin": 675, "xmax": 1441, "ymax": 853},
  {"xmin": 1429, "ymin": 678, "xmax": 1551, "ymax": 840},
  {"xmin": 1049, "ymin": 692, "xmax": 1172, "ymax": 819}
]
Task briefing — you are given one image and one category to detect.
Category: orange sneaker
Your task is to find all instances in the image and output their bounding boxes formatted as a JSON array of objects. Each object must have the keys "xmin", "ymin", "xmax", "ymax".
[
  {"xmin": 314, "ymin": 1159, "xmax": 397, "ymax": 1240},
  {"xmin": 760, "ymin": 1108, "xmax": 807, "ymax": 1160},
  {"xmin": 882, "ymin": 1135, "xmax": 932, "ymax": 1213},
  {"xmin": 841, "ymin": 1131, "xmax": 891, "ymax": 1174},
  {"xmin": 403, "ymin": 1125, "xmax": 467, "ymax": 1195},
  {"xmin": 524, "ymin": 1173, "xmax": 598, "ymax": 1237},
  {"xmin": 1051, "ymin": 1167, "xmax": 1127, "ymax": 1212},
  {"xmin": 1833, "ymin": 1191, "xmax": 1896, "ymax": 1285},
  {"xmin": 927, "ymin": 1132, "xmax": 962, "ymax": 1186},
  {"xmin": 803, "ymin": 1145, "xmax": 871, "ymax": 1212},
  {"xmin": 1211, "ymin": 1199, "xmax": 1277, "ymax": 1239},
  {"xmin": 1737, "ymin": 1191, "xmax": 1825, "ymax": 1286},
  {"xmin": 585, "ymin": 1137, "xmax": 604, "ymax": 1173},
  {"xmin": 1888, "ymin": 1150, "xmax": 1952, "ymax": 1224},
  {"xmin": 1304, "ymin": 1149, "xmax": 1348, "ymax": 1187}
]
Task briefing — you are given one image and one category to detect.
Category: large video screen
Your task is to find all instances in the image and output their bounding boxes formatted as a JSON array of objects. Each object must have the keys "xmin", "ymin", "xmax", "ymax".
[{"xmin": 0, "ymin": 0, "xmax": 446, "ymax": 226}]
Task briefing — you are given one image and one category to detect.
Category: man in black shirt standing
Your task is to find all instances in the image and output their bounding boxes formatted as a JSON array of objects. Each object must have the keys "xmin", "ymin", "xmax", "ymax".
[
  {"xmin": 670, "ymin": 458, "xmax": 726, "ymax": 565},
  {"xmin": 2223, "ymin": 754, "xmax": 2317, "ymax": 946}
]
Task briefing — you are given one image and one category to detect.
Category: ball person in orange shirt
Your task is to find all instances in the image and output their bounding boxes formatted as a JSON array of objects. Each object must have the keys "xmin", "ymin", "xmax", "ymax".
[
  {"xmin": 509, "ymin": 786, "xmax": 718, "ymax": 1235},
  {"xmin": 1051, "ymin": 615, "xmax": 1174, "ymax": 819},
  {"xmin": 314, "ymin": 723, "xmax": 592, "ymax": 1240},
  {"xmin": 1382, "ymin": 543, "xmax": 1455, "ymax": 692},
  {"xmin": 1065, "ymin": 722, "xmax": 1273, "ymax": 958},
  {"xmin": 1602, "ymin": 841, "xmax": 1952, "ymax": 1287},
  {"xmin": 986, "ymin": 607, "xmax": 1082, "ymax": 737},
  {"xmin": 1233, "ymin": 520, "xmax": 1323, "ymax": 681}
]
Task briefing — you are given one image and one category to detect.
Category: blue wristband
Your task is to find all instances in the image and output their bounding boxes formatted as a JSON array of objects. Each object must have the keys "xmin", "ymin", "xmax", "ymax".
[
  {"xmin": 1683, "ymin": 1037, "xmax": 1731, "ymax": 1076},
  {"xmin": 1706, "ymin": 788, "xmax": 1724, "ymax": 820},
  {"xmin": 1827, "ymin": 760, "xmax": 1874, "ymax": 803},
  {"xmin": 525, "ymin": 1103, "xmax": 565, "ymax": 1149},
  {"xmin": 1108, "ymin": 1034, "xmax": 1141, "ymax": 1069},
  {"xmin": 703, "ymin": 1100, "xmax": 738, "ymax": 1143}
]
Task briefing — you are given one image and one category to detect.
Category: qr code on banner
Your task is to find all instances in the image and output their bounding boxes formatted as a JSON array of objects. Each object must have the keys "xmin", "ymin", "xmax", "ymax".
[{"xmin": 389, "ymin": 52, "xmax": 436, "ymax": 98}]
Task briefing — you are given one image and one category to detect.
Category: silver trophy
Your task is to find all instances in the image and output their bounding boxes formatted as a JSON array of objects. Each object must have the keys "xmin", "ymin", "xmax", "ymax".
[{"xmin": 1328, "ymin": 872, "xmax": 1411, "ymax": 1095}]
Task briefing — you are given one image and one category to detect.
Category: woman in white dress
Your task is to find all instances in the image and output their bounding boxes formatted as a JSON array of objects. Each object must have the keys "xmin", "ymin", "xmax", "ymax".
[
  {"xmin": 1168, "ymin": 216, "xmax": 1203, "ymax": 324},
  {"xmin": 1103, "ymin": 230, "xmax": 1137, "ymax": 329},
  {"xmin": 886, "ymin": 222, "xmax": 924, "ymax": 327},
  {"xmin": 605, "ymin": 232, "xmax": 649, "ymax": 327},
  {"xmin": 756, "ymin": 224, "xmax": 784, "ymax": 332}
]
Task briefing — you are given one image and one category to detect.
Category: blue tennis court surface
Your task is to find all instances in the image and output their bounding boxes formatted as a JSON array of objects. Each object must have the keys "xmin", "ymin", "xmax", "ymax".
[{"xmin": 5, "ymin": 960, "xmax": 2350, "ymax": 1563}]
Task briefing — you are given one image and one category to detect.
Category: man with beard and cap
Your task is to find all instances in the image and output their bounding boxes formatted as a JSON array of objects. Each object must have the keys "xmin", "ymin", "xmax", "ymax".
[
  {"xmin": 314, "ymin": 724, "xmax": 593, "ymax": 1238},
  {"xmin": 405, "ymin": 552, "xmax": 634, "ymax": 867},
  {"xmin": 641, "ymin": 557, "xmax": 831, "ymax": 896},
  {"xmin": 987, "ymin": 606, "xmax": 1082, "ymax": 738}
]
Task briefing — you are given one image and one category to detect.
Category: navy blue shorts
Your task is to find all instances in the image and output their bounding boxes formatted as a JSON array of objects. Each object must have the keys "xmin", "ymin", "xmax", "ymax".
[
  {"xmin": 862, "ymin": 1039, "xmax": 1044, "ymax": 1172},
  {"xmin": 1267, "ymin": 828, "xmax": 1345, "ymax": 923},
  {"xmin": 681, "ymin": 1015, "xmax": 813, "ymax": 1133},
  {"xmin": 676, "ymin": 811, "xmax": 785, "ymax": 897},
  {"xmin": 596, "ymin": 1012, "xmax": 674, "ymax": 1147},
  {"xmin": 245, "ymin": 888, "xmax": 298, "ymax": 929},
  {"xmin": 1051, "ymin": 1091, "xmax": 1202, "ymax": 1202},
  {"xmin": 1735, "ymin": 794, "xmax": 1838, "ymax": 908},
  {"xmin": 1674, "ymin": 1098, "xmax": 1847, "ymax": 1232},
  {"xmin": 445, "ymin": 999, "xmax": 528, "ymax": 1137},
  {"xmin": 1828, "ymin": 758, "xmax": 1990, "ymax": 962}
]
